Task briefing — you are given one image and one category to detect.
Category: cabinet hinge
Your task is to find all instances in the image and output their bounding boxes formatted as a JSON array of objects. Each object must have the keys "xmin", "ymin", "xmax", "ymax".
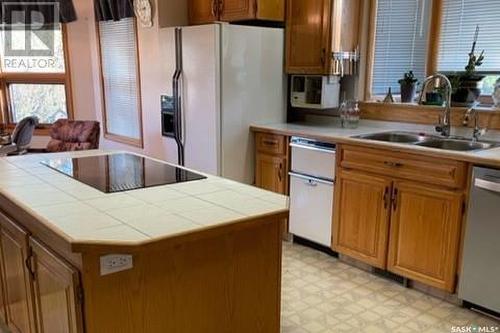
[
  {"xmin": 76, "ymin": 285, "xmax": 84, "ymax": 304},
  {"xmin": 461, "ymin": 201, "xmax": 467, "ymax": 216},
  {"xmin": 25, "ymin": 251, "xmax": 36, "ymax": 281}
]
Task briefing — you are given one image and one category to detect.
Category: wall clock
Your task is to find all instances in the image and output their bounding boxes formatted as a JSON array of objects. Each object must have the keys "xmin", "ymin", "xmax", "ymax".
[{"xmin": 134, "ymin": 0, "xmax": 153, "ymax": 28}]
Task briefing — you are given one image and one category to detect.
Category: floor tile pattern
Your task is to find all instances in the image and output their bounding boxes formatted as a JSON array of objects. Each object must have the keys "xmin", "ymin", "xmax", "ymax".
[{"xmin": 281, "ymin": 242, "xmax": 499, "ymax": 333}]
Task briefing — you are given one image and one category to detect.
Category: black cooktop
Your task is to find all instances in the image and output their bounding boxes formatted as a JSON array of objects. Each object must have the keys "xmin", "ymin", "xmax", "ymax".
[{"xmin": 41, "ymin": 153, "xmax": 206, "ymax": 193}]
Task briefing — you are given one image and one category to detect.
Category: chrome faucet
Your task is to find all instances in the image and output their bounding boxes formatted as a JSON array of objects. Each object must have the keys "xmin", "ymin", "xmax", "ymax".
[
  {"xmin": 418, "ymin": 74, "xmax": 453, "ymax": 137},
  {"xmin": 463, "ymin": 107, "xmax": 486, "ymax": 142}
]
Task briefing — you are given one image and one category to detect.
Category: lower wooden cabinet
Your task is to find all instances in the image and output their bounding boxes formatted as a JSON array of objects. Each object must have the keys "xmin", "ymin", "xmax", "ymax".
[
  {"xmin": 333, "ymin": 169, "xmax": 391, "ymax": 269},
  {"xmin": 0, "ymin": 212, "xmax": 83, "ymax": 333},
  {"xmin": 0, "ymin": 214, "xmax": 36, "ymax": 333},
  {"xmin": 30, "ymin": 239, "xmax": 83, "ymax": 333},
  {"xmin": 334, "ymin": 145, "xmax": 466, "ymax": 291},
  {"xmin": 387, "ymin": 181, "xmax": 463, "ymax": 292},
  {"xmin": 255, "ymin": 153, "xmax": 287, "ymax": 194}
]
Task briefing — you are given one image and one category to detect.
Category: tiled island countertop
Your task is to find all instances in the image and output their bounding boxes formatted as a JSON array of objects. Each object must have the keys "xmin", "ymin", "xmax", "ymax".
[
  {"xmin": 0, "ymin": 150, "xmax": 287, "ymax": 332},
  {"xmin": 0, "ymin": 150, "xmax": 288, "ymax": 248}
]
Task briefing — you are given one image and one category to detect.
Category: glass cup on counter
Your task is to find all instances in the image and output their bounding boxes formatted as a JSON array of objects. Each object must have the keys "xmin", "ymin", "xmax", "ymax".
[{"xmin": 340, "ymin": 100, "xmax": 360, "ymax": 129}]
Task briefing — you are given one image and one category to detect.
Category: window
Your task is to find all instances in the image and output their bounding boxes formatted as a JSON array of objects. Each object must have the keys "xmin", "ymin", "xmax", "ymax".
[
  {"xmin": 97, "ymin": 17, "xmax": 143, "ymax": 147},
  {"xmin": 371, "ymin": 0, "xmax": 431, "ymax": 95},
  {"xmin": 368, "ymin": 0, "xmax": 500, "ymax": 101},
  {"xmin": 438, "ymin": 0, "xmax": 500, "ymax": 96},
  {"xmin": 0, "ymin": 25, "xmax": 71, "ymax": 126}
]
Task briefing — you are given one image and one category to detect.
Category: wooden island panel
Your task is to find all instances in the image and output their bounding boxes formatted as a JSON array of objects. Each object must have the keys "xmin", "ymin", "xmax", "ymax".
[{"xmin": 81, "ymin": 216, "xmax": 283, "ymax": 333}]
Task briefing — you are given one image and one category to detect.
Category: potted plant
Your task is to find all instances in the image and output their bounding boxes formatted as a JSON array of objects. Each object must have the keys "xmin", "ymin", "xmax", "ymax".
[
  {"xmin": 447, "ymin": 26, "xmax": 485, "ymax": 107},
  {"xmin": 398, "ymin": 70, "xmax": 418, "ymax": 103}
]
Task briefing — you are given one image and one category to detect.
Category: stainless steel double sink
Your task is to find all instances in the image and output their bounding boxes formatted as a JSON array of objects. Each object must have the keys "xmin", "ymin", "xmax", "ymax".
[{"xmin": 354, "ymin": 131, "xmax": 500, "ymax": 152}]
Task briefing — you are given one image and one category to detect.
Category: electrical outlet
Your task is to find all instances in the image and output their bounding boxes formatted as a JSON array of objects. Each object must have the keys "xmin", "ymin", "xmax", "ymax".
[{"xmin": 100, "ymin": 254, "xmax": 133, "ymax": 276}]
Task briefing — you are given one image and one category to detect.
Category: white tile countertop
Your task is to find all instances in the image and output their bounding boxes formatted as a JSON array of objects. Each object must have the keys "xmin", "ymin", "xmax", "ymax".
[
  {"xmin": 0, "ymin": 150, "xmax": 288, "ymax": 246},
  {"xmin": 251, "ymin": 118, "xmax": 500, "ymax": 168}
]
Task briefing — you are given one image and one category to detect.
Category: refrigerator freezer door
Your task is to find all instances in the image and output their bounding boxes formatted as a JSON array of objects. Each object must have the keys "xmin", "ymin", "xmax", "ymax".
[
  {"xmin": 220, "ymin": 25, "xmax": 286, "ymax": 184},
  {"xmin": 180, "ymin": 24, "xmax": 221, "ymax": 175}
]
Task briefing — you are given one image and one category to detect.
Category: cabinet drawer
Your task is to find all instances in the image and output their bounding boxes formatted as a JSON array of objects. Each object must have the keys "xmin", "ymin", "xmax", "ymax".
[
  {"xmin": 340, "ymin": 145, "xmax": 467, "ymax": 189},
  {"xmin": 256, "ymin": 133, "xmax": 286, "ymax": 155}
]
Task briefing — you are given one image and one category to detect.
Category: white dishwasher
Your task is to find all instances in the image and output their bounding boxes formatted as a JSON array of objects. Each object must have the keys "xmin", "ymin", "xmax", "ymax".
[{"xmin": 289, "ymin": 137, "xmax": 336, "ymax": 247}]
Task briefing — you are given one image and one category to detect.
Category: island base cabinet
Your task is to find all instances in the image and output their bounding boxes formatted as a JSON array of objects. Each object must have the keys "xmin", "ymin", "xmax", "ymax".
[
  {"xmin": 387, "ymin": 182, "xmax": 463, "ymax": 292},
  {"xmin": 30, "ymin": 238, "xmax": 83, "ymax": 333},
  {"xmin": 81, "ymin": 216, "xmax": 283, "ymax": 333},
  {"xmin": 333, "ymin": 170, "xmax": 392, "ymax": 269},
  {"xmin": 0, "ymin": 213, "xmax": 36, "ymax": 333}
]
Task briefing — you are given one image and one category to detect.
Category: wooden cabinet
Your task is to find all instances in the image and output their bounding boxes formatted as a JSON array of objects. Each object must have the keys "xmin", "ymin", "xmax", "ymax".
[
  {"xmin": 0, "ymin": 212, "xmax": 83, "ymax": 333},
  {"xmin": 30, "ymin": 239, "xmax": 83, "ymax": 333},
  {"xmin": 334, "ymin": 145, "xmax": 466, "ymax": 291},
  {"xmin": 0, "ymin": 213, "xmax": 36, "ymax": 333},
  {"xmin": 285, "ymin": 0, "xmax": 361, "ymax": 74},
  {"xmin": 333, "ymin": 169, "xmax": 392, "ymax": 269},
  {"xmin": 387, "ymin": 182, "xmax": 463, "ymax": 292},
  {"xmin": 286, "ymin": 0, "xmax": 331, "ymax": 74},
  {"xmin": 254, "ymin": 132, "xmax": 289, "ymax": 195},
  {"xmin": 188, "ymin": 0, "xmax": 284, "ymax": 24},
  {"xmin": 188, "ymin": 0, "xmax": 218, "ymax": 24},
  {"xmin": 256, "ymin": 153, "xmax": 287, "ymax": 194}
]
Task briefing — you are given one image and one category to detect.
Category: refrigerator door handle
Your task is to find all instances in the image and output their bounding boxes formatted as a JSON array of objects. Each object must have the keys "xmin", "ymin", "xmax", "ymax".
[{"xmin": 173, "ymin": 27, "xmax": 185, "ymax": 166}]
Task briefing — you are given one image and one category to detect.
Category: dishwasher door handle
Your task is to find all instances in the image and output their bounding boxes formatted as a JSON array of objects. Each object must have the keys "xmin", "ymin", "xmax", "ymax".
[
  {"xmin": 475, "ymin": 177, "xmax": 500, "ymax": 194},
  {"xmin": 289, "ymin": 172, "xmax": 334, "ymax": 186}
]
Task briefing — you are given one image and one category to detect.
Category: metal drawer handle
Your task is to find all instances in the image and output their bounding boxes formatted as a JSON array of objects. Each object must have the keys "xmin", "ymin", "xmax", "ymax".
[
  {"xmin": 383, "ymin": 186, "xmax": 390, "ymax": 209},
  {"xmin": 392, "ymin": 188, "xmax": 399, "ymax": 210},
  {"xmin": 475, "ymin": 178, "xmax": 500, "ymax": 194},
  {"xmin": 384, "ymin": 161, "xmax": 403, "ymax": 168}
]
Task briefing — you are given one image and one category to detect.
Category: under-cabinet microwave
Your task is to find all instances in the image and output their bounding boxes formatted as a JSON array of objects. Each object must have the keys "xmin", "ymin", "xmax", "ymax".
[{"xmin": 291, "ymin": 75, "xmax": 340, "ymax": 109}]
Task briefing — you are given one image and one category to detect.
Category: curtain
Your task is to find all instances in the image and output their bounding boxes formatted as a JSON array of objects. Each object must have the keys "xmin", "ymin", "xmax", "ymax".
[
  {"xmin": 94, "ymin": 0, "xmax": 135, "ymax": 22},
  {"xmin": 0, "ymin": 0, "xmax": 77, "ymax": 24}
]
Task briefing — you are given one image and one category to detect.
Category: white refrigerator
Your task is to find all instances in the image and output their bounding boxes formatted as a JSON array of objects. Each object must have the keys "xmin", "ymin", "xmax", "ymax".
[{"xmin": 161, "ymin": 23, "xmax": 286, "ymax": 184}]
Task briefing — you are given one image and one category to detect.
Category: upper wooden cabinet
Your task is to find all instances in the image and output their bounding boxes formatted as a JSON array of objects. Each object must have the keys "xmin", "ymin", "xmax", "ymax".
[
  {"xmin": 0, "ymin": 213, "xmax": 36, "ymax": 333},
  {"xmin": 30, "ymin": 239, "xmax": 83, "ymax": 333},
  {"xmin": 387, "ymin": 181, "xmax": 463, "ymax": 292},
  {"xmin": 333, "ymin": 169, "xmax": 392, "ymax": 269},
  {"xmin": 286, "ymin": 0, "xmax": 361, "ymax": 74},
  {"xmin": 286, "ymin": 0, "xmax": 331, "ymax": 74},
  {"xmin": 188, "ymin": 0, "xmax": 285, "ymax": 24}
]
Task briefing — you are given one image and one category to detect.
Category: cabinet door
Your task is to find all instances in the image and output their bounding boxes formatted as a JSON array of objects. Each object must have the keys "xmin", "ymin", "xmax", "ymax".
[
  {"xmin": 286, "ymin": 0, "xmax": 331, "ymax": 74},
  {"xmin": 333, "ymin": 170, "xmax": 392, "ymax": 268},
  {"xmin": 30, "ymin": 238, "xmax": 83, "ymax": 333},
  {"xmin": 188, "ymin": 0, "xmax": 218, "ymax": 24},
  {"xmin": 387, "ymin": 181, "xmax": 463, "ymax": 292},
  {"xmin": 219, "ymin": 0, "xmax": 254, "ymax": 21},
  {"xmin": 255, "ymin": 153, "xmax": 287, "ymax": 194},
  {"xmin": 0, "ymin": 214, "xmax": 36, "ymax": 333}
]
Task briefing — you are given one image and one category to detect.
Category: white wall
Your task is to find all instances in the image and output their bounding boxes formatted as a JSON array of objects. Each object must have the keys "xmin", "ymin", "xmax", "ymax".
[{"xmin": 32, "ymin": 0, "xmax": 183, "ymax": 162}]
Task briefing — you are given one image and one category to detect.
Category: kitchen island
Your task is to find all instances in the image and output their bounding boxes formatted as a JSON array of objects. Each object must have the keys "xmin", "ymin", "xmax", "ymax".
[{"xmin": 0, "ymin": 151, "xmax": 288, "ymax": 333}]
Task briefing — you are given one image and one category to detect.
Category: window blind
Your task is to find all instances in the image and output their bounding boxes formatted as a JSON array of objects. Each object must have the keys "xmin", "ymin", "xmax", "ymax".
[
  {"xmin": 98, "ymin": 17, "xmax": 142, "ymax": 141},
  {"xmin": 372, "ymin": 0, "xmax": 431, "ymax": 95},
  {"xmin": 438, "ymin": 0, "xmax": 500, "ymax": 73}
]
